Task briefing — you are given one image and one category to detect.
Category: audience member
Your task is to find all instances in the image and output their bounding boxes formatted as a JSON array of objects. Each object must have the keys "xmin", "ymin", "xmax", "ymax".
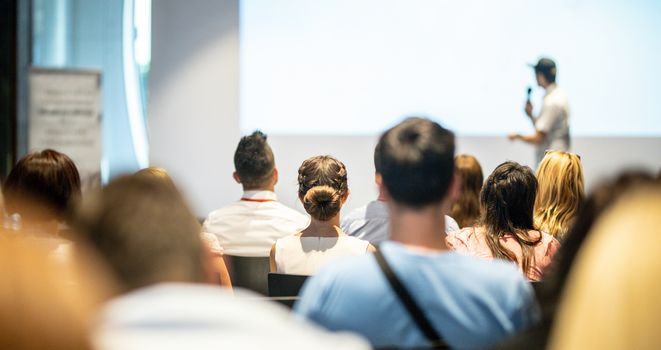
[
  {"xmin": 341, "ymin": 146, "xmax": 459, "ymax": 244},
  {"xmin": 0, "ymin": 237, "xmax": 112, "ymax": 350},
  {"xmin": 446, "ymin": 161, "xmax": 560, "ymax": 281},
  {"xmin": 296, "ymin": 118, "xmax": 538, "ymax": 349},
  {"xmin": 1, "ymin": 149, "xmax": 81, "ymax": 260},
  {"xmin": 495, "ymin": 171, "xmax": 658, "ymax": 349},
  {"xmin": 271, "ymin": 156, "xmax": 374, "ymax": 275},
  {"xmin": 74, "ymin": 175, "xmax": 369, "ymax": 350},
  {"xmin": 549, "ymin": 184, "xmax": 661, "ymax": 349},
  {"xmin": 202, "ymin": 131, "xmax": 309, "ymax": 257},
  {"xmin": 135, "ymin": 166, "xmax": 232, "ymax": 288},
  {"xmin": 450, "ymin": 154, "xmax": 483, "ymax": 228},
  {"xmin": 534, "ymin": 150, "xmax": 584, "ymax": 240}
]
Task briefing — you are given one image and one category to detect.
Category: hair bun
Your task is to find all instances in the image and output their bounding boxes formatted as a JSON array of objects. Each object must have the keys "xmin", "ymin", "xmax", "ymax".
[{"xmin": 303, "ymin": 185, "xmax": 341, "ymax": 221}]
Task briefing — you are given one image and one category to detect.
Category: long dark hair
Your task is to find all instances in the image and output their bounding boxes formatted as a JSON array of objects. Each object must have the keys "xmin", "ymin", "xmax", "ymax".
[{"xmin": 481, "ymin": 161, "xmax": 541, "ymax": 274}]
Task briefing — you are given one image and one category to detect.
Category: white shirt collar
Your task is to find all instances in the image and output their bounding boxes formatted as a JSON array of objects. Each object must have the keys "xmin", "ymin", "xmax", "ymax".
[{"xmin": 241, "ymin": 190, "xmax": 278, "ymax": 201}]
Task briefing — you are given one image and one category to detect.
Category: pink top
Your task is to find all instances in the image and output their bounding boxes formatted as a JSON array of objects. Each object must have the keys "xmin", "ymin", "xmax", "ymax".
[{"xmin": 445, "ymin": 227, "xmax": 560, "ymax": 281}]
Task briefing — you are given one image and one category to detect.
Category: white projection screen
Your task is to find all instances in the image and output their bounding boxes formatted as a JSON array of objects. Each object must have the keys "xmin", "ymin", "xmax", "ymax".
[{"xmin": 240, "ymin": 0, "xmax": 661, "ymax": 136}]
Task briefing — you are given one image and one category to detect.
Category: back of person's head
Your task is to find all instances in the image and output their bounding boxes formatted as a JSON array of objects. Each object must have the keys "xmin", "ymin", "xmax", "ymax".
[
  {"xmin": 298, "ymin": 155, "xmax": 348, "ymax": 221},
  {"xmin": 451, "ymin": 154, "xmax": 483, "ymax": 228},
  {"xmin": 234, "ymin": 131, "xmax": 275, "ymax": 190},
  {"xmin": 73, "ymin": 175, "xmax": 207, "ymax": 293},
  {"xmin": 135, "ymin": 166, "xmax": 172, "ymax": 181},
  {"xmin": 534, "ymin": 57, "xmax": 557, "ymax": 84},
  {"xmin": 0, "ymin": 238, "xmax": 109, "ymax": 350},
  {"xmin": 481, "ymin": 161, "xmax": 540, "ymax": 273},
  {"xmin": 534, "ymin": 151, "xmax": 584, "ymax": 240},
  {"xmin": 533, "ymin": 171, "xmax": 658, "ymax": 348},
  {"xmin": 549, "ymin": 184, "xmax": 661, "ymax": 349},
  {"xmin": 374, "ymin": 117, "xmax": 455, "ymax": 207},
  {"xmin": 134, "ymin": 166, "xmax": 178, "ymax": 190},
  {"xmin": 2, "ymin": 149, "xmax": 81, "ymax": 223}
]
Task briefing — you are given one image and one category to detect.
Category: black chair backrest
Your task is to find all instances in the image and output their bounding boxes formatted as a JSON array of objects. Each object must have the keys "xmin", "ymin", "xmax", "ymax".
[
  {"xmin": 268, "ymin": 273, "xmax": 309, "ymax": 299},
  {"xmin": 224, "ymin": 255, "xmax": 271, "ymax": 295}
]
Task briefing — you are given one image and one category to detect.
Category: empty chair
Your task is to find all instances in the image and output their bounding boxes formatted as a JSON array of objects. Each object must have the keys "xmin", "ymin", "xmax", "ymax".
[
  {"xmin": 225, "ymin": 255, "xmax": 271, "ymax": 295},
  {"xmin": 268, "ymin": 273, "xmax": 309, "ymax": 307}
]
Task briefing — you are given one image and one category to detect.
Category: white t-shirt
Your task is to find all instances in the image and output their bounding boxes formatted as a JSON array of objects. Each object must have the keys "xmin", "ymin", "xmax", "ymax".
[
  {"xmin": 535, "ymin": 84, "xmax": 570, "ymax": 164},
  {"xmin": 202, "ymin": 191, "xmax": 310, "ymax": 257},
  {"xmin": 200, "ymin": 232, "xmax": 224, "ymax": 256},
  {"xmin": 341, "ymin": 200, "xmax": 460, "ymax": 244},
  {"xmin": 274, "ymin": 235, "xmax": 370, "ymax": 275},
  {"xmin": 95, "ymin": 283, "xmax": 370, "ymax": 350}
]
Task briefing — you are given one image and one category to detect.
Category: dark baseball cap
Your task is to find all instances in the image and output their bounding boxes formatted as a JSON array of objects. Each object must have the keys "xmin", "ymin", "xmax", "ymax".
[{"xmin": 529, "ymin": 57, "xmax": 557, "ymax": 76}]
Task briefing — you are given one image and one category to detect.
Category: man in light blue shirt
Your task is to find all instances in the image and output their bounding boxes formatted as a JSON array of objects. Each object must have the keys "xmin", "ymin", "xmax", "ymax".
[
  {"xmin": 342, "ymin": 145, "xmax": 459, "ymax": 244},
  {"xmin": 342, "ymin": 200, "xmax": 459, "ymax": 244},
  {"xmin": 296, "ymin": 118, "xmax": 538, "ymax": 349}
]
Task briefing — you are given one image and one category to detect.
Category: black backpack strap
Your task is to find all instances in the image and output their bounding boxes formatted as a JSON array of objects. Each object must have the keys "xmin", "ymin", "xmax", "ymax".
[{"xmin": 374, "ymin": 248, "xmax": 449, "ymax": 349}]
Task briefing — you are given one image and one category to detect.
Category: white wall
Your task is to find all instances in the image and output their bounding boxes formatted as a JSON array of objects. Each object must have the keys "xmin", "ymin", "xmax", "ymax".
[
  {"xmin": 149, "ymin": 0, "xmax": 242, "ymax": 216},
  {"xmin": 150, "ymin": 1, "xmax": 661, "ymax": 217}
]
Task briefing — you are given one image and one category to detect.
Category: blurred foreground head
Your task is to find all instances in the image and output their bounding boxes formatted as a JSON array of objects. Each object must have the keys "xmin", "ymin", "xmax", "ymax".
[
  {"xmin": 0, "ymin": 238, "xmax": 109, "ymax": 350},
  {"xmin": 550, "ymin": 183, "xmax": 661, "ymax": 349},
  {"xmin": 73, "ymin": 175, "xmax": 207, "ymax": 293}
]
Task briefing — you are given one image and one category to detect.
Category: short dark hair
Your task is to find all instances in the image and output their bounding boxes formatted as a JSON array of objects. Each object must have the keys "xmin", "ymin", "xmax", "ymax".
[
  {"xmin": 375, "ymin": 117, "xmax": 455, "ymax": 207},
  {"xmin": 534, "ymin": 58, "xmax": 557, "ymax": 84},
  {"xmin": 2, "ymin": 149, "xmax": 81, "ymax": 222},
  {"xmin": 73, "ymin": 175, "xmax": 207, "ymax": 292},
  {"xmin": 535, "ymin": 67, "xmax": 556, "ymax": 84},
  {"xmin": 373, "ymin": 145, "xmax": 382, "ymax": 174},
  {"xmin": 233, "ymin": 131, "xmax": 275, "ymax": 189}
]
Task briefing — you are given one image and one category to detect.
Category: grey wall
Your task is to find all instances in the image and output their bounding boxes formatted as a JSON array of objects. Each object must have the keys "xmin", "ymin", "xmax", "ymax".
[
  {"xmin": 149, "ymin": 0, "xmax": 241, "ymax": 214},
  {"xmin": 265, "ymin": 135, "xmax": 661, "ymax": 218},
  {"xmin": 150, "ymin": 0, "xmax": 661, "ymax": 217}
]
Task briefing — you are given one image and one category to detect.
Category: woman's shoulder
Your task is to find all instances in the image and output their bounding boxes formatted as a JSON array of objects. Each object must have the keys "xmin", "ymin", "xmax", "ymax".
[
  {"xmin": 532, "ymin": 230, "xmax": 560, "ymax": 245},
  {"xmin": 275, "ymin": 233, "xmax": 303, "ymax": 246},
  {"xmin": 446, "ymin": 226, "xmax": 482, "ymax": 250},
  {"xmin": 449, "ymin": 226, "xmax": 480, "ymax": 239},
  {"xmin": 526, "ymin": 229, "xmax": 561, "ymax": 253},
  {"xmin": 338, "ymin": 235, "xmax": 370, "ymax": 246}
]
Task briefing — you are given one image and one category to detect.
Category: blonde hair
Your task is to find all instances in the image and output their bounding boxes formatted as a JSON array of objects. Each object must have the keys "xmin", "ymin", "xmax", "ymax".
[
  {"xmin": 451, "ymin": 154, "xmax": 483, "ymax": 228},
  {"xmin": 549, "ymin": 185, "xmax": 661, "ymax": 349},
  {"xmin": 534, "ymin": 151, "xmax": 584, "ymax": 240},
  {"xmin": 136, "ymin": 166, "xmax": 170, "ymax": 179},
  {"xmin": 0, "ymin": 237, "xmax": 113, "ymax": 350}
]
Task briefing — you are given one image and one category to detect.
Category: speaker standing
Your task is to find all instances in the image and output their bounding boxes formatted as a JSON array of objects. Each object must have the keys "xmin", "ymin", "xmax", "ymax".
[{"xmin": 509, "ymin": 58, "xmax": 571, "ymax": 164}]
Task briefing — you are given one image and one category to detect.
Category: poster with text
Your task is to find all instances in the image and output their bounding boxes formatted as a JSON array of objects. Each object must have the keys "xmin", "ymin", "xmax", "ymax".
[{"xmin": 29, "ymin": 68, "xmax": 102, "ymax": 191}]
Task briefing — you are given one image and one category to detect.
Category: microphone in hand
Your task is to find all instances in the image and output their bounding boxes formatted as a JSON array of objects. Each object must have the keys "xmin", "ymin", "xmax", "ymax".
[
  {"xmin": 524, "ymin": 86, "xmax": 533, "ymax": 117},
  {"xmin": 526, "ymin": 86, "xmax": 532, "ymax": 101}
]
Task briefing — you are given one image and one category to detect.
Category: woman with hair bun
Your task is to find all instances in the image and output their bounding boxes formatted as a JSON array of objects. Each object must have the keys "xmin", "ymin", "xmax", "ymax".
[{"xmin": 270, "ymin": 156, "xmax": 374, "ymax": 275}]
